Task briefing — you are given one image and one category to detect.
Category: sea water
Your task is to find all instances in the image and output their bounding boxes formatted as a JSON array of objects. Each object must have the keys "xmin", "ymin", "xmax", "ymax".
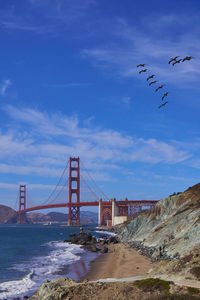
[{"xmin": 0, "ymin": 224, "xmax": 101, "ymax": 300}]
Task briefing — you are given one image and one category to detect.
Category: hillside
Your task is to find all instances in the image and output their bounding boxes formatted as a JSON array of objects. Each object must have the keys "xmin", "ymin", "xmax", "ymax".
[
  {"xmin": 0, "ymin": 204, "xmax": 18, "ymax": 223},
  {"xmin": 0, "ymin": 205, "xmax": 98, "ymax": 224},
  {"xmin": 27, "ymin": 211, "xmax": 98, "ymax": 224},
  {"xmin": 119, "ymin": 183, "xmax": 200, "ymax": 281}
]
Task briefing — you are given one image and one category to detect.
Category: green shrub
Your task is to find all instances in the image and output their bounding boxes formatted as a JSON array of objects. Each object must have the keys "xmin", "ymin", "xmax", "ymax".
[
  {"xmin": 135, "ymin": 278, "xmax": 171, "ymax": 295},
  {"xmin": 188, "ymin": 287, "xmax": 200, "ymax": 294}
]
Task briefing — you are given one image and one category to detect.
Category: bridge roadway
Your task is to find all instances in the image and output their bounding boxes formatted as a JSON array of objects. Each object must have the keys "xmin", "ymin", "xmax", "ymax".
[{"xmin": 19, "ymin": 200, "xmax": 158, "ymax": 213}]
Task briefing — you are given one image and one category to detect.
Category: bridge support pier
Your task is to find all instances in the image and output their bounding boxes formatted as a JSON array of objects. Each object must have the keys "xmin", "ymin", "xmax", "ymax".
[
  {"xmin": 98, "ymin": 199, "xmax": 112, "ymax": 226},
  {"xmin": 17, "ymin": 185, "xmax": 27, "ymax": 224}
]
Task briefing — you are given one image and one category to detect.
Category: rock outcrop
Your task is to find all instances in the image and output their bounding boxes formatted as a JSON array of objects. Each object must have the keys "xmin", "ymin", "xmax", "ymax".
[
  {"xmin": 65, "ymin": 231, "xmax": 118, "ymax": 253},
  {"xmin": 119, "ymin": 183, "xmax": 200, "ymax": 280},
  {"xmin": 120, "ymin": 183, "xmax": 200, "ymax": 259},
  {"xmin": 31, "ymin": 278, "xmax": 76, "ymax": 300},
  {"xmin": 31, "ymin": 277, "xmax": 196, "ymax": 300}
]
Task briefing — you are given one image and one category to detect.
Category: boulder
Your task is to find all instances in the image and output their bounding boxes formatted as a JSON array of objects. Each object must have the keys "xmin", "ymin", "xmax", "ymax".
[
  {"xmin": 100, "ymin": 247, "xmax": 108, "ymax": 253},
  {"xmin": 85, "ymin": 245, "xmax": 100, "ymax": 252},
  {"xmin": 31, "ymin": 278, "xmax": 76, "ymax": 300},
  {"xmin": 108, "ymin": 236, "xmax": 119, "ymax": 244},
  {"xmin": 65, "ymin": 232, "xmax": 96, "ymax": 246},
  {"xmin": 69, "ymin": 233, "xmax": 76, "ymax": 237}
]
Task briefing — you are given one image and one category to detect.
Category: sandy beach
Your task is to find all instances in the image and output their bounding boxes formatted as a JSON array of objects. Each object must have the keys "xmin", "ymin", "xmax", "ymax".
[{"xmin": 82, "ymin": 242, "xmax": 153, "ymax": 281}]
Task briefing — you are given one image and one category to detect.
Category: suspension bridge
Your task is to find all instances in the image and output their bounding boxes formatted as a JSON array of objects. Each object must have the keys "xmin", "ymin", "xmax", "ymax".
[{"xmin": 17, "ymin": 157, "xmax": 158, "ymax": 226}]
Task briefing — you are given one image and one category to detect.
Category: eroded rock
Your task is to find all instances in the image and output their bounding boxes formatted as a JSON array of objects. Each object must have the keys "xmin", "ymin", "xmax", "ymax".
[{"xmin": 31, "ymin": 278, "xmax": 76, "ymax": 300}]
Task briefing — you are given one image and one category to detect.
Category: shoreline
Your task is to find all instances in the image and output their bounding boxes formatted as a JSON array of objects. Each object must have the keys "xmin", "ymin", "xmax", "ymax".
[
  {"xmin": 4, "ymin": 231, "xmax": 152, "ymax": 299},
  {"xmin": 81, "ymin": 242, "xmax": 153, "ymax": 282}
]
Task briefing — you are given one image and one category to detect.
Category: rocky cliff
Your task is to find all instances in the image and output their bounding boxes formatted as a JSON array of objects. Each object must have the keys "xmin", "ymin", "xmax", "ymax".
[{"xmin": 120, "ymin": 183, "xmax": 200, "ymax": 280}]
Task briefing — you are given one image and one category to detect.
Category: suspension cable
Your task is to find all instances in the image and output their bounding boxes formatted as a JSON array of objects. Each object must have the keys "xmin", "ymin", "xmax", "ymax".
[
  {"xmin": 49, "ymin": 178, "xmax": 68, "ymax": 204},
  {"xmin": 80, "ymin": 174, "xmax": 100, "ymax": 201},
  {"xmin": 14, "ymin": 190, "xmax": 19, "ymax": 211},
  {"xmin": 41, "ymin": 160, "xmax": 69, "ymax": 205},
  {"xmin": 80, "ymin": 159, "xmax": 109, "ymax": 200}
]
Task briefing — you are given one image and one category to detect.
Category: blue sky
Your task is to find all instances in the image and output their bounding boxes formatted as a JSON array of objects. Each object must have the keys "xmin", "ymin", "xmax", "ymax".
[{"xmin": 0, "ymin": 0, "xmax": 200, "ymax": 213}]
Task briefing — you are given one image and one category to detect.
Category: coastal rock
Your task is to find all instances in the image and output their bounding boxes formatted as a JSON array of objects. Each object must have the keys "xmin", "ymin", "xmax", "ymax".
[
  {"xmin": 100, "ymin": 236, "xmax": 119, "ymax": 245},
  {"xmin": 85, "ymin": 244, "xmax": 100, "ymax": 252},
  {"xmin": 65, "ymin": 232, "xmax": 94, "ymax": 245},
  {"xmin": 69, "ymin": 233, "xmax": 76, "ymax": 237},
  {"xmin": 108, "ymin": 236, "xmax": 119, "ymax": 244},
  {"xmin": 119, "ymin": 182, "xmax": 200, "ymax": 279},
  {"xmin": 31, "ymin": 278, "xmax": 76, "ymax": 300},
  {"xmin": 120, "ymin": 183, "xmax": 200, "ymax": 259},
  {"xmin": 100, "ymin": 247, "xmax": 108, "ymax": 253},
  {"xmin": 31, "ymin": 277, "xmax": 190, "ymax": 300}
]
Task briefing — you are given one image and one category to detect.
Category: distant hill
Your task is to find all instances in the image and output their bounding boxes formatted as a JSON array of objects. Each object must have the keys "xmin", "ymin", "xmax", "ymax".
[
  {"xmin": 27, "ymin": 211, "xmax": 98, "ymax": 224},
  {"xmin": 80, "ymin": 211, "xmax": 98, "ymax": 222},
  {"xmin": 26, "ymin": 212, "xmax": 51, "ymax": 223},
  {"xmin": 0, "ymin": 205, "xmax": 98, "ymax": 224},
  {"xmin": 0, "ymin": 204, "xmax": 18, "ymax": 223}
]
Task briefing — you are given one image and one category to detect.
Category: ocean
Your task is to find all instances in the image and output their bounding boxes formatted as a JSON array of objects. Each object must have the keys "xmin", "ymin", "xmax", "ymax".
[{"xmin": 0, "ymin": 224, "xmax": 105, "ymax": 300}]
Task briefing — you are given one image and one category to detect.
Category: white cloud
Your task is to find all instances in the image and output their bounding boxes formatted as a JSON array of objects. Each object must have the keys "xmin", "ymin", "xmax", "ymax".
[
  {"xmin": 82, "ymin": 16, "xmax": 200, "ymax": 86},
  {"xmin": 0, "ymin": 182, "xmax": 17, "ymax": 190},
  {"xmin": 0, "ymin": 0, "xmax": 98, "ymax": 36},
  {"xmin": 0, "ymin": 79, "xmax": 12, "ymax": 96},
  {"xmin": 0, "ymin": 105, "xmax": 193, "ymax": 181},
  {"xmin": 129, "ymin": 138, "xmax": 191, "ymax": 164},
  {"xmin": 0, "ymin": 182, "xmax": 56, "ymax": 190},
  {"xmin": 121, "ymin": 96, "xmax": 131, "ymax": 105},
  {"xmin": 0, "ymin": 132, "xmax": 33, "ymax": 158},
  {"xmin": 0, "ymin": 163, "xmax": 62, "ymax": 177},
  {"xmin": 189, "ymin": 159, "xmax": 200, "ymax": 169}
]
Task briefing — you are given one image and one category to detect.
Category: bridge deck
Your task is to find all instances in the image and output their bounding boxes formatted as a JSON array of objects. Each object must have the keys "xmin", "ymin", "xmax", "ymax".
[{"xmin": 18, "ymin": 200, "xmax": 158, "ymax": 213}]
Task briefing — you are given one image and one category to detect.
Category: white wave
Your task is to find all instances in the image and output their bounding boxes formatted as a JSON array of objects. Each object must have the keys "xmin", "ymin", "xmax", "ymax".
[
  {"xmin": 0, "ymin": 270, "xmax": 35, "ymax": 300},
  {"xmin": 0, "ymin": 241, "xmax": 85, "ymax": 299},
  {"xmin": 95, "ymin": 230, "xmax": 116, "ymax": 236}
]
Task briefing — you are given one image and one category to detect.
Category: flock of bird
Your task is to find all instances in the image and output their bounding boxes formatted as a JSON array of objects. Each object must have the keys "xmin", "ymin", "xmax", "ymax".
[
  {"xmin": 137, "ymin": 56, "xmax": 194, "ymax": 109},
  {"xmin": 168, "ymin": 56, "xmax": 193, "ymax": 66}
]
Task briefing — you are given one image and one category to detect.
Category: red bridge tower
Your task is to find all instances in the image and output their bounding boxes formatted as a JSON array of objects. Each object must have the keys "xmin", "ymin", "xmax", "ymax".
[
  {"xmin": 68, "ymin": 157, "xmax": 80, "ymax": 226},
  {"xmin": 17, "ymin": 184, "xmax": 27, "ymax": 224}
]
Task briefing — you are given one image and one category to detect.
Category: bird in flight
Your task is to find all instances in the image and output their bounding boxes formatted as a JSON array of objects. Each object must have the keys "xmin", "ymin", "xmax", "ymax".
[
  {"xmin": 155, "ymin": 85, "xmax": 165, "ymax": 92},
  {"xmin": 158, "ymin": 101, "xmax": 168, "ymax": 109},
  {"xmin": 162, "ymin": 92, "xmax": 168, "ymax": 100},
  {"xmin": 149, "ymin": 80, "xmax": 158, "ymax": 86},
  {"xmin": 168, "ymin": 56, "xmax": 180, "ymax": 64},
  {"xmin": 172, "ymin": 59, "xmax": 182, "ymax": 66},
  {"xmin": 182, "ymin": 56, "xmax": 193, "ymax": 62},
  {"xmin": 146, "ymin": 74, "xmax": 155, "ymax": 81},
  {"xmin": 139, "ymin": 69, "xmax": 148, "ymax": 74},
  {"xmin": 137, "ymin": 64, "xmax": 147, "ymax": 68}
]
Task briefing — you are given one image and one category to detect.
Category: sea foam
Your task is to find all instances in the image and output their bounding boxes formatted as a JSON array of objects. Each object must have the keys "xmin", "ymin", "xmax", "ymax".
[{"xmin": 0, "ymin": 241, "xmax": 84, "ymax": 300}]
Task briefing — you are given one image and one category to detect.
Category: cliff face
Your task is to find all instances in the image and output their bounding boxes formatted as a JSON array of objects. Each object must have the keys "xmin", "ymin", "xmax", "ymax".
[
  {"xmin": 0, "ymin": 205, "xmax": 17, "ymax": 223},
  {"xmin": 120, "ymin": 183, "xmax": 200, "ymax": 260}
]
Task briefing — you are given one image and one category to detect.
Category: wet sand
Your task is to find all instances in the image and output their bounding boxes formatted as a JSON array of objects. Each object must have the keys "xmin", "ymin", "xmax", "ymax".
[{"xmin": 82, "ymin": 243, "xmax": 153, "ymax": 281}]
